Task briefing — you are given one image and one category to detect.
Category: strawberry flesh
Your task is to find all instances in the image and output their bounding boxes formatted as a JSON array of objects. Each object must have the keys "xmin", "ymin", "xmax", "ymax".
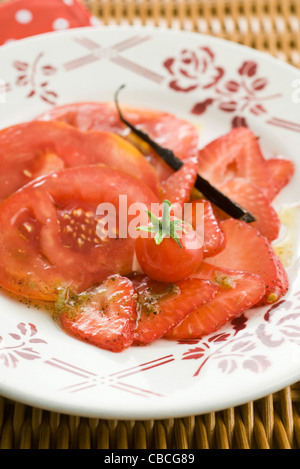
[
  {"xmin": 185, "ymin": 198, "xmax": 226, "ymax": 257},
  {"xmin": 131, "ymin": 274, "xmax": 217, "ymax": 346},
  {"xmin": 267, "ymin": 158, "xmax": 295, "ymax": 200},
  {"xmin": 218, "ymin": 178, "xmax": 281, "ymax": 242},
  {"xmin": 197, "ymin": 127, "xmax": 275, "ymax": 200},
  {"xmin": 58, "ymin": 274, "xmax": 137, "ymax": 353},
  {"xmin": 161, "ymin": 156, "xmax": 199, "ymax": 206},
  {"xmin": 206, "ymin": 218, "xmax": 289, "ymax": 305},
  {"xmin": 165, "ymin": 262, "xmax": 265, "ymax": 339}
]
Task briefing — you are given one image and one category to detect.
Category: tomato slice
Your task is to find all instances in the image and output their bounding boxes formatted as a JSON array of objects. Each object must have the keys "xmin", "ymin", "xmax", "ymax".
[
  {"xmin": 0, "ymin": 165, "xmax": 158, "ymax": 301},
  {"xmin": 0, "ymin": 120, "xmax": 160, "ymax": 202},
  {"xmin": 38, "ymin": 102, "xmax": 200, "ymax": 181}
]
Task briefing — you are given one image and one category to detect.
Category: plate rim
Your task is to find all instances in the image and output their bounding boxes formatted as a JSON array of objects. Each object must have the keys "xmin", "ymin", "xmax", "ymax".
[
  {"xmin": 2, "ymin": 23, "xmax": 300, "ymax": 76},
  {"xmin": 0, "ymin": 24, "xmax": 300, "ymax": 419}
]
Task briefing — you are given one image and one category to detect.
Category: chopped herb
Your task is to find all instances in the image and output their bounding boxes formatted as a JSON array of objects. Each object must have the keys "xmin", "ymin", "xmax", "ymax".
[
  {"xmin": 213, "ymin": 271, "xmax": 236, "ymax": 289},
  {"xmin": 137, "ymin": 282, "xmax": 180, "ymax": 316}
]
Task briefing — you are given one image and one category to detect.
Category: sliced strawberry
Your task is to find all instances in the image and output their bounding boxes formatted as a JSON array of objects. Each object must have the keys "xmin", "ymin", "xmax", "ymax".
[
  {"xmin": 165, "ymin": 262, "xmax": 265, "ymax": 339},
  {"xmin": 206, "ymin": 218, "xmax": 289, "ymax": 305},
  {"xmin": 197, "ymin": 127, "xmax": 274, "ymax": 200},
  {"xmin": 131, "ymin": 274, "xmax": 217, "ymax": 346},
  {"xmin": 184, "ymin": 199, "xmax": 226, "ymax": 257},
  {"xmin": 218, "ymin": 178, "xmax": 280, "ymax": 242},
  {"xmin": 160, "ymin": 156, "xmax": 199, "ymax": 206},
  {"xmin": 267, "ymin": 158, "xmax": 295, "ymax": 200},
  {"xmin": 58, "ymin": 274, "xmax": 137, "ymax": 353}
]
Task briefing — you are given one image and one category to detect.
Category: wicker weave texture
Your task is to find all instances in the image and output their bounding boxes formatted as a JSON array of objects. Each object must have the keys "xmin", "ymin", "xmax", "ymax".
[
  {"xmin": 83, "ymin": 0, "xmax": 300, "ymax": 68},
  {"xmin": 1, "ymin": 384, "xmax": 300, "ymax": 449}
]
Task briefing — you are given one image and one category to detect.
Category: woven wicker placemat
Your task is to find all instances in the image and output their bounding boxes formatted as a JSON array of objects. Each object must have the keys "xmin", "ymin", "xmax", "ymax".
[
  {"xmin": 0, "ymin": 0, "xmax": 300, "ymax": 450},
  {"xmin": 84, "ymin": 0, "xmax": 300, "ymax": 69}
]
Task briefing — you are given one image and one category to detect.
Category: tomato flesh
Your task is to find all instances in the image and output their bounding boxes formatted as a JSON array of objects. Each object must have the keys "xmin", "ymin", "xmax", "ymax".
[
  {"xmin": 0, "ymin": 165, "xmax": 158, "ymax": 300},
  {"xmin": 57, "ymin": 205, "xmax": 99, "ymax": 252},
  {"xmin": 38, "ymin": 102, "xmax": 200, "ymax": 158},
  {"xmin": 0, "ymin": 120, "xmax": 159, "ymax": 202},
  {"xmin": 38, "ymin": 102, "xmax": 200, "ymax": 182}
]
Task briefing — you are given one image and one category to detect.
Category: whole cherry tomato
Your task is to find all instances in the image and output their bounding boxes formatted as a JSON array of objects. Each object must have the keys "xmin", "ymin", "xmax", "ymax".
[{"xmin": 135, "ymin": 200, "xmax": 204, "ymax": 283}]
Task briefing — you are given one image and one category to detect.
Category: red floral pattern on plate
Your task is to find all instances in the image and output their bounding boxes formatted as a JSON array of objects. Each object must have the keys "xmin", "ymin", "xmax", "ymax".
[
  {"xmin": 0, "ymin": 322, "xmax": 47, "ymax": 368},
  {"xmin": 177, "ymin": 287, "xmax": 300, "ymax": 378},
  {"xmin": 0, "ymin": 29, "xmax": 299, "ymax": 414},
  {"xmin": 1, "ymin": 277, "xmax": 300, "ymax": 395},
  {"xmin": 163, "ymin": 51, "xmax": 282, "ymax": 128},
  {"xmin": 163, "ymin": 46, "xmax": 224, "ymax": 92},
  {"xmin": 13, "ymin": 52, "xmax": 58, "ymax": 104},
  {"xmin": 181, "ymin": 333, "xmax": 272, "ymax": 377}
]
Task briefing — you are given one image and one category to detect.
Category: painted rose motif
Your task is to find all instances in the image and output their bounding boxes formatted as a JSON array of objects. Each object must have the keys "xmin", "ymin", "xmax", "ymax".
[
  {"xmin": 176, "ymin": 287, "xmax": 300, "ymax": 378},
  {"xmin": 257, "ymin": 298, "xmax": 300, "ymax": 347},
  {"xmin": 188, "ymin": 59, "xmax": 281, "ymax": 128},
  {"xmin": 163, "ymin": 46, "xmax": 224, "ymax": 92},
  {"xmin": 164, "ymin": 50, "xmax": 282, "ymax": 129}
]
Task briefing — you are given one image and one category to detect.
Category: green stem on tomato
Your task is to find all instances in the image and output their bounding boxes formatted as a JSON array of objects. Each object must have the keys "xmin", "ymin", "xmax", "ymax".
[{"xmin": 137, "ymin": 199, "xmax": 186, "ymax": 248}]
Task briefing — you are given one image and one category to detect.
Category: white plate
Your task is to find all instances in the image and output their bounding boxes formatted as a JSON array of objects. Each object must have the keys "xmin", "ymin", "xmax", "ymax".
[{"xmin": 1, "ymin": 26, "xmax": 300, "ymax": 420}]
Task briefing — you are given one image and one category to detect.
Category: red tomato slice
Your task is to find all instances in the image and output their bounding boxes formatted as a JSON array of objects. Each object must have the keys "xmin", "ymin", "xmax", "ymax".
[
  {"xmin": 0, "ymin": 165, "xmax": 158, "ymax": 301},
  {"xmin": 0, "ymin": 120, "xmax": 160, "ymax": 202},
  {"xmin": 38, "ymin": 102, "xmax": 200, "ymax": 181}
]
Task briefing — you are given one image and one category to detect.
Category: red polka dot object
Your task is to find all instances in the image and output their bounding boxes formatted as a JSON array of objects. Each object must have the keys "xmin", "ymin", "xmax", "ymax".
[{"xmin": 0, "ymin": 0, "xmax": 97, "ymax": 46}]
